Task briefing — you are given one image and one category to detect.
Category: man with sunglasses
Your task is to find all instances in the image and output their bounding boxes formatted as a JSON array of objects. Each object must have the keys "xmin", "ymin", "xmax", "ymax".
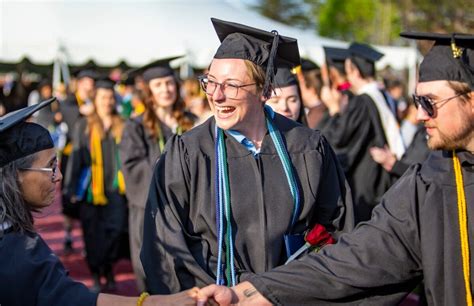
[{"xmin": 198, "ymin": 32, "xmax": 474, "ymax": 306}]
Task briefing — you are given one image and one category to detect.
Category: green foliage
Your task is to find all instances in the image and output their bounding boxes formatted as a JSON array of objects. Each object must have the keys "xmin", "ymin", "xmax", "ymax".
[
  {"xmin": 251, "ymin": 0, "xmax": 474, "ymax": 44},
  {"xmin": 251, "ymin": 0, "xmax": 314, "ymax": 29}
]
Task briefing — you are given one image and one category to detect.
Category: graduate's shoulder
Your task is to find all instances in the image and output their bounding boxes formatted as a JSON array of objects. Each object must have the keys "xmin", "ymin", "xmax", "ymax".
[
  {"xmin": 273, "ymin": 112, "xmax": 325, "ymax": 151},
  {"xmin": 166, "ymin": 116, "xmax": 215, "ymax": 154}
]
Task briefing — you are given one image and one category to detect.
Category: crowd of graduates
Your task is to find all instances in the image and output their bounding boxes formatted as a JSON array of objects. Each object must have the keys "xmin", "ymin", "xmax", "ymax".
[{"xmin": 1, "ymin": 16, "xmax": 473, "ymax": 306}]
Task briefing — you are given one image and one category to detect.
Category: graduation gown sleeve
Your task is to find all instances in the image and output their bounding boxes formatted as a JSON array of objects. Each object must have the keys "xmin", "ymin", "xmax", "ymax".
[
  {"xmin": 119, "ymin": 117, "xmax": 160, "ymax": 209},
  {"xmin": 0, "ymin": 232, "xmax": 97, "ymax": 306},
  {"xmin": 63, "ymin": 118, "xmax": 90, "ymax": 198},
  {"xmin": 140, "ymin": 135, "xmax": 215, "ymax": 294},
  {"xmin": 247, "ymin": 165, "xmax": 425, "ymax": 305}
]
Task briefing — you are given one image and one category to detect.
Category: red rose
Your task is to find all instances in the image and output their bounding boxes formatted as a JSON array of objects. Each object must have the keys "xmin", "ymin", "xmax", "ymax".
[{"xmin": 305, "ymin": 224, "xmax": 335, "ymax": 246}]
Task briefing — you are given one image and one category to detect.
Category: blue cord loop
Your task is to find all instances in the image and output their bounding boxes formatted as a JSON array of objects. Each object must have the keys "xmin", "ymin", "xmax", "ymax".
[{"xmin": 214, "ymin": 108, "xmax": 300, "ymax": 285}]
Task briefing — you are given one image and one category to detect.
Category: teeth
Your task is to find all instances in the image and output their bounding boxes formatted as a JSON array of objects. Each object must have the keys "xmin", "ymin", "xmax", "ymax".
[{"xmin": 217, "ymin": 106, "xmax": 235, "ymax": 111}]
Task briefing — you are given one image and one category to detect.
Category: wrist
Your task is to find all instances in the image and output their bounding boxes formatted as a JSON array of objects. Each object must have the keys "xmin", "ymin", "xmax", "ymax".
[{"xmin": 137, "ymin": 292, "xmax": 150, "ymax": 306}]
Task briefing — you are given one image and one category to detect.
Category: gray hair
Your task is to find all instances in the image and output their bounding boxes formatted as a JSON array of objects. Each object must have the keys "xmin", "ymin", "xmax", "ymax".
[{"xmin": 0, "ymin": 153, "xmax": 38, "ymax": 233}]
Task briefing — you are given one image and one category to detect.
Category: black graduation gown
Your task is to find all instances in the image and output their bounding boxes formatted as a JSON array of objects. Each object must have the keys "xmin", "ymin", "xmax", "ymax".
[
  {"xmin": 119, "ymin": 115, "xmax": 172, "ymax": 291},
  {"xmin": 320, "ymin": 93, "xmax": 393, "ymax": 222},
  {"xmin": 59, "ymin": 94, "xmax": 83, "ymax": 218},
  {"xmin": 64, "ymin": 118, "xmax": 127, "ymax": 274},
  {"xmin": 141, "ymin": 114, "xmax": 355, "ymax": 294},
  {"xmin": 0, "ymin": 230, "xmax": 97, "ymax": 306},
  {"xmin": 390, "ymin": 125, "xmax": 430, "ymax": 178},
  {"xmin": 247, "ymin": 150, "xmax": 474, "ymax": 306}
]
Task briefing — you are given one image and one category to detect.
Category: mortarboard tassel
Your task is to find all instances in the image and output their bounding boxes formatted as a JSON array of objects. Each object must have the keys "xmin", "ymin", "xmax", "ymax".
[{"xmin": 263, "ymin": 31, "xmax": 280, "ymax": 99}]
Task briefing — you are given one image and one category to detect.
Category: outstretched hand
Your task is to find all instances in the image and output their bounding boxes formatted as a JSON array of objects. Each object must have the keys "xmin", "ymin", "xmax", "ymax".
[{"xmin": 196, "ymin": 282, "xmax": 272, "ymax": 306}]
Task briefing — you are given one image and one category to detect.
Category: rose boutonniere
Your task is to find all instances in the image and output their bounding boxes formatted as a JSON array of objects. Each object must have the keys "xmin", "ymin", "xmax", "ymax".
[{"xmin": 285, "ymin": 223, "xmax": 335, "ymax": 264}]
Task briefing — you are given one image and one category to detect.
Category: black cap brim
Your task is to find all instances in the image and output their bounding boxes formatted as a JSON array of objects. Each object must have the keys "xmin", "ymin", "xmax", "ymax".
[{"xmin": 0, "ymin": 97, "xmax": 56, "ymax": 133}]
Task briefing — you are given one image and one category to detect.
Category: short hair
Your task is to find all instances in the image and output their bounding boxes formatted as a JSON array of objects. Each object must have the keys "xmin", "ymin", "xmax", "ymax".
[
  {"xmin": 244, "ymin": 60, "xmax": 266, "ymax": 94},
  {"xmin": 447, "ymin": 81, "xmax": 472, "ymax": 104},
  {"xmin": 0, "ymin": 153, "xmax": 38, "ymax": 234}
]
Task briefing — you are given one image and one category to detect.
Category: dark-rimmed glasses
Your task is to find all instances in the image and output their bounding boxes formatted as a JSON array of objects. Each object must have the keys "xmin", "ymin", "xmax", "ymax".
[
  {"xmin": 19, "ymin": 158, "xmax": 59, "ymax": 182},
  {"xmin": 198, "ymin": 75, "xmax": 255, "ymax": 99},
  {"xmin": 412, "ymin": 93, "xmax": 462, "ymax": 117}
]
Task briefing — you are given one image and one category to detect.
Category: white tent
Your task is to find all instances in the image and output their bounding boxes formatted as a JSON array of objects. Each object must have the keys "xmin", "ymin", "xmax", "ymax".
[{"xmin": 0, "ymin": 0, "xmax": 417, "ymax": 71}]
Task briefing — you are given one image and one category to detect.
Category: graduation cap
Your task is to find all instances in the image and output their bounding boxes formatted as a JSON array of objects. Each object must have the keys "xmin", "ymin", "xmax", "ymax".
[
  {"xmin": 300, "ymin": 58, "xmax": 319, "ymax": 72},
  {"xmin": 75, "ymin": 70, "xmax": 99, "ymax": 80},
  {"xmin": 125, "ymin": 56, "xmax": 182, "ymax": 83},
  {"xmin": 95, "ymin": 77, "xmax": 115, "ymax": 90},
  {"xmin": 346, "ymin": 42, "xmax": 384, "ymax": 78},
  {"xmin": 324, "ymin": 46, "xmax": 349, "ymax": 74},
  {"xmin": 274, "ymin": 64, "xmax": 298, "ymax": 88},
  {"xmin": 400, "ymin": 32, "xmax": 474, "ymax": 89},
  {"xmin": 0, "ymin": 98, "xmax": 56, "ymax": 167},
  {"xmin": 324, "ymin": 47, "xmax": 349, "ymax": 65},
  {"xmin": 348, "ymin": 42, "xmax": 384, "ymax": 62},
  {"xmin": 211, "ymin": 17, "xmax": 300, "ymax": 98}
]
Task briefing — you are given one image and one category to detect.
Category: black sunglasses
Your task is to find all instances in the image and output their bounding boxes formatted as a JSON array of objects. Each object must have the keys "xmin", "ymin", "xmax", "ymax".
[{"xmin": 412, "ymin": 93, "xmax": 462, "ymax": 117}]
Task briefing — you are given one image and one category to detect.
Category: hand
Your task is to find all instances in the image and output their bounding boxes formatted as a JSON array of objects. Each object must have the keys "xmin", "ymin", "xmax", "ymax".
[
  {"xmin": 197, "ymin": 285, "xmax": 236, "ymax": 306},
  {"xmin": 320, "ymin": 85, "xmax": 342, "ymax": 116},
  {"xmin": 145, "ymin": 287, "xmax": 199, "ymax": 306},
  {"xmin": 369, "ymin": 146, "xmax": 397, "ymax": 171},
  {"xmin": 197, "ymin": 282, "xmax": 272, "ymax": 306}
]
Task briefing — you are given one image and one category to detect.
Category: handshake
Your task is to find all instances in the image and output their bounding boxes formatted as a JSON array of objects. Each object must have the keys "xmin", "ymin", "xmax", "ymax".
[{"xmin": 138, "ymin": 281, "xmax": 271, "ymax": 306}]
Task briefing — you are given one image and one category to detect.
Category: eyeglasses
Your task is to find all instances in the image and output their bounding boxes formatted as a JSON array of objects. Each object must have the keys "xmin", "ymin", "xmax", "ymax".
[
  {"xmin": 19, "ymin": 158, "xmax": 59, "ymax": 182},
  {"xmin": 198, "ymin": 75, "xmax": 256, "ymax": 99},
  {"xmin": 412, "ymin": 93, "xmax": 462, "ymax": 117}
]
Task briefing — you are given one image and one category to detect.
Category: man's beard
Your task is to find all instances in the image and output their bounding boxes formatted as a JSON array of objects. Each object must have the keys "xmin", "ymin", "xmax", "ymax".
[{"xmin": 427, "ymin": 114, "xmax": 474, "ymax": 151}]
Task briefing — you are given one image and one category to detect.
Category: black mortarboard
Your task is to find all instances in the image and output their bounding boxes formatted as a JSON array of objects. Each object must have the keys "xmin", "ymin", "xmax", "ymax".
[
  {"xmin": 300, "ymin": 58, "xmax": 319, "ymax": 72},
  {"xmin": 400, "ymin": 32, "xmax": 474, "ymax": 89},
  {"xmin": 348, "ymin": 42, "xmax": 384, "ymax": 62},
  {"xmin": 324, "ymin": 47, "xmax": 349, "ymax": 65},
  {"xmin": 76, "ymin": 70, "xmax": 99, "ymax": 80},
  {"xmin": 0, "ymin": 98, "xmax": 56, "ymax": 167},
  {"xmin": 95, "ymin": 77, "xmax": 115, "ymax": 90},
  {"xmin": 324, "ymin": 46, "xmax": 349, "ymax": 74},
  {"xmin": 125, "ymin": 56, "xmax": 182, "ymax": 83},
  {"xmin": 211, "ymin": 17, "xmax": 300, "ymax": 98},
  {"xmin": 274, "ymin": 64, "xmax": 298, "ymax": 88}
]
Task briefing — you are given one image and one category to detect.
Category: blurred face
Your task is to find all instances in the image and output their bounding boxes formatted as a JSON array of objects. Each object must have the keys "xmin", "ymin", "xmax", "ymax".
[
  {"xmin": 40, "ymin": 85, "xmax": 52, "ymax": 99},
  {"xmin": 149, "ymin": 75, "xmax": 178, "ymax": 108},
  {"xmin": 19, "ymin": 148, "xmax": 62, "ymax": 209},
  {"xmin": 77, "ymin": 77, "xmax": 95, "ymax": 99},
  {"xmin": 416, "ymin": 80, "xmax": 474, "ymax": 150},
  {"xmin": 94, "ymin": 88, "xmax": 116, "ymax": 116},
  {"xmin": 266, "ymin": 85, "xmax": 301, "ymax": 121},
  {"xmin": 206, "ymin": 58, "xmax": 263, "ymax": 132}
]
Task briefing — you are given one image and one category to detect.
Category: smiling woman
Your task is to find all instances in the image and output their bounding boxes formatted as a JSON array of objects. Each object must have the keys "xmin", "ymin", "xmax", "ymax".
[
  {"xmin": 0, "ymin": 99, "xmax": 199, "ymax": 306},
  {"xmin": 141, "ymin": 18, "xmax": 354, "ymax": 294}
]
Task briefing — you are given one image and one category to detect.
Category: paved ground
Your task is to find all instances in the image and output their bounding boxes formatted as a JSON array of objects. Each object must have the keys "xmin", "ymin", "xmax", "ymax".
[{"xmin": 35, "ymin": 196, "xmax": 139, "ymax": 296}]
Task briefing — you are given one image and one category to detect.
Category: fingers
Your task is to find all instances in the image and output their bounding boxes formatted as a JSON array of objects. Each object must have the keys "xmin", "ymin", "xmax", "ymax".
[{"xmin": 197, "ymin": 285, "xmax": 233, "ymax": 306}]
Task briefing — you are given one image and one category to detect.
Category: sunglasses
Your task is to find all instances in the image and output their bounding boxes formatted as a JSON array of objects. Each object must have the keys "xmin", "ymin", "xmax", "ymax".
[{"xmin": 412, "ymin": 93, "xmax": 462, "ymax": 117}]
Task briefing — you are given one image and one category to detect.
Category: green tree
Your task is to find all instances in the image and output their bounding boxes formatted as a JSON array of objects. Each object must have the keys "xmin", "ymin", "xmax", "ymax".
[
  {"xmin": 251, "ymin": 0, "xmax": 314, "ymax": 29},
  {"xmin": 315, "ymin": 0, "xmax": 401, "ymax": 44}
]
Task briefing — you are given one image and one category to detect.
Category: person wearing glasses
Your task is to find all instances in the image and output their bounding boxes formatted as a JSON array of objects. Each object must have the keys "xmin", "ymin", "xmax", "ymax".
[
  {"xmin": 197, "ymin": 32, "xmax": 474, "ymax": 306},
  {"xmin": 140, "ymin": 18, "xmax": 354, "ymax": 294},
  {"xmin": 0, "ymin": 99, "xmax": 199, "ymax": 306}
]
